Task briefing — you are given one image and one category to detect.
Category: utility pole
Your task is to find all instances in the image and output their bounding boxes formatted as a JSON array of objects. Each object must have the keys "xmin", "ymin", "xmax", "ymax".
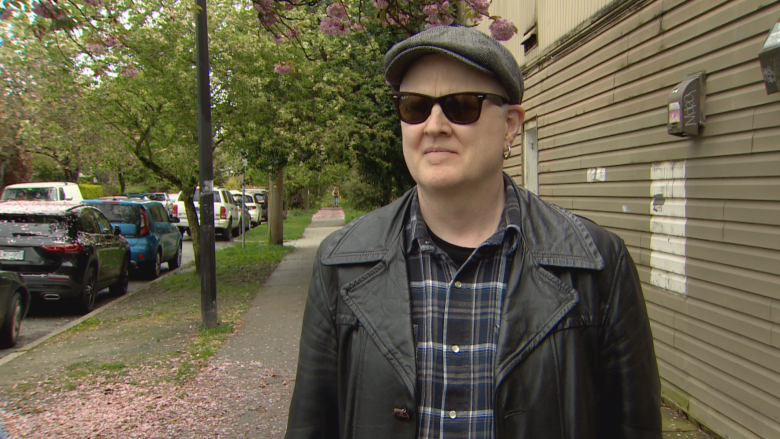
[
  {"xmin": 268, "ymin": 169, "xmax": 284, "ymax": 245},
  {"xmin": 195, "ymin": 0, "xmax": 217, "ymax": 329}
]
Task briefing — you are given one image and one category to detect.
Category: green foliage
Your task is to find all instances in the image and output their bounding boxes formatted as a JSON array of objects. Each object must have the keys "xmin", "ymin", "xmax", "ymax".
[{"xmin": 78, "ymin": 183, "xmax": 104, "ymax": 200}]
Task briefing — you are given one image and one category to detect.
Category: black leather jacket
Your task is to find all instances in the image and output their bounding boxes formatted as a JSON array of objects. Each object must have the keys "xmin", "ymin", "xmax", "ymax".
[{"xmin": 287, "ymin": 179, "xmax": 661, "ymax": 439}]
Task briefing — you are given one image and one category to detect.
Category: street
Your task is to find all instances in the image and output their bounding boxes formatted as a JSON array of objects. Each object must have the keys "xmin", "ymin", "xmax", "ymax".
[{"xmin": 0, "ymin": 236, "xmax": 233, "ymax": 359}]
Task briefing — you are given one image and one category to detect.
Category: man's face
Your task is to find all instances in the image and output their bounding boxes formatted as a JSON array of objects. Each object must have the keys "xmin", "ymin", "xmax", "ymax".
[{"xmin": 399, "ymin": 54, "xmax": 524, "ymax": 194}]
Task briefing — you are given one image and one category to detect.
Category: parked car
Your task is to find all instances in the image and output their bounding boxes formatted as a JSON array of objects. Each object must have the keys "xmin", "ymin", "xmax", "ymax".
[
  {"xmin": 230, "ymin": 191, "xmax": 261, "ymax": 227},
  {"xmin": 245, "ymin": 190, "xmax": 269, "ymax": 222},
  {"xmin": 0, "ymin": 271, "xmax": 30, "ymax": 349},
  {"xmin": 147, "ymin": 193, "xmax": 175, "ymax": 216},
  {"xmin": 81, "ymin": 198, "xmax": 182, "ymax": 279},
  {"xmin": 0, "ymin": 201, "xmax": 130, "ymax": 314},
  {"xmin": 1, "ymin": 181, "xmax": 83, "ymax": 203},
  {"xmin": 172, "ymin": 188, "xmax": 240, "ymax": 241}
]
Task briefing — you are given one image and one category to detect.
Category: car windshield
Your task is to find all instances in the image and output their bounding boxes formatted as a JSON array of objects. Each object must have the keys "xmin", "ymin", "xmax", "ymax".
[
  {"xmin": 2, "ymin": 187, "xmax": 58, "ymax": 201},
  {"xmin": 91, "ymin": 204, "xmax": 140, "ymax": 224},
  {"xmin": 0, "ymin": 214, "xmax": 70, "ymax": 238},
  {"xmin": 192, "ymin": 189, "xmax": 221, "ymax": 203}
]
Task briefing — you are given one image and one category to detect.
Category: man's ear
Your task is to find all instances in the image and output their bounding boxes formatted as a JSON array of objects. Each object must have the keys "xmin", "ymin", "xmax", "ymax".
[{"xmin": 505, "ymin": 105, "xmax": 525, "ymax": 145}]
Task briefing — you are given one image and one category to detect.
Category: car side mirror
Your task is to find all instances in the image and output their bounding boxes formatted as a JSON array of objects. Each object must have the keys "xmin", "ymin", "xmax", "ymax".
[
  {"xmin": 170, "ymin": 216, "xmax": 181, "ymax": 223},
  {"xmin": 113, "ymin": 226, "xmax": 122, "ymax": 236}
]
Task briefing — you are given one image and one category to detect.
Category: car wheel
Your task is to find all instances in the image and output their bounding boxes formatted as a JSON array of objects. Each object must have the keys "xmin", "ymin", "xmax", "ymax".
[
  {"xmin": 168, "ymin": 243, "xmax": 182, "ymax": 270},
  {"xmin": 222, "ymin": 220, "xmax": 232, "ymax": 241},
  {"xmin": 0, "ymin": 291, "xmax": 23, "ymax": 349},
  {"xmin": 78, "ymin": 267, "xmax": 97, "ymax": 315},
  {"xmin": 145, "ymin": 251, "xmax": 161, "ymax": 280},
  {"xmin": 109, "ymin": 255, "xmax": 129, "ymax": 296}
]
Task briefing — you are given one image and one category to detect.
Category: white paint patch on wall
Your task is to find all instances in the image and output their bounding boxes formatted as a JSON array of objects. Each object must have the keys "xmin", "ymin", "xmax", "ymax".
[
  {"xmin": 651, "ymin": 198, "xmax": 687, "ymax": 217},
  {"xmin": 587, "ymin": 167, "xmax": 606, "ymax": 182},
  {"xmin": 650, "ymin": 217, "xmax": 687, "ymax": 237},
  {"xmin": 649, "ymin": 161, "xmax": 688, "ymax": 296}
]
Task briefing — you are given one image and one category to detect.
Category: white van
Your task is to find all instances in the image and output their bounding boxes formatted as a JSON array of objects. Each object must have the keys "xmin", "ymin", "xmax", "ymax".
[{"xmin": 1, "ymin": 182, "xmax": 84, "ymax": 202}]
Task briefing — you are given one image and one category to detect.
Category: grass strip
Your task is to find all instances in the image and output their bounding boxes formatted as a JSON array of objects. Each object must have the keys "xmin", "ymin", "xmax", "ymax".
[{"xmin": 46, "ymin": 209, "xmax": 314, "ymax": 388}]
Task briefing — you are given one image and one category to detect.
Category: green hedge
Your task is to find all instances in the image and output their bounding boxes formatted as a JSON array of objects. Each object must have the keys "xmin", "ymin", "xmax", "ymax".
[{"xmin": 79, "ymin": 183, "xmax": 104, "ymax": 200}]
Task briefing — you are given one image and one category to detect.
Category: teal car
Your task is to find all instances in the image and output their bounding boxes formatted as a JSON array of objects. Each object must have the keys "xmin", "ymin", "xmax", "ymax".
[{"xmin": 82, "ymin": 199, "xmax": 183, "ymax": 279}]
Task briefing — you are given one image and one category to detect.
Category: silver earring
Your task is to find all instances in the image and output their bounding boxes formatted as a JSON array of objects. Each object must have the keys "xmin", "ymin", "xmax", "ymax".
[{"xmin": 504, "ymin": 144, "xmax": 512, "ymax": 159}]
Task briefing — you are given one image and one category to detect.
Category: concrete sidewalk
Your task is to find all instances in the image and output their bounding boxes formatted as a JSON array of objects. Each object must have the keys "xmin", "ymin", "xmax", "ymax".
[{"xmin": 214, "ymin": 208, "xmax": 345, "ymax": 436}]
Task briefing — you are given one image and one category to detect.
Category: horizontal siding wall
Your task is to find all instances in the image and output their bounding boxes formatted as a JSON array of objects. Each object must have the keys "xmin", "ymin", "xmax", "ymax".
[{"xmin": 512, "ymin": 0, "xmax": 780, "ymax": 438}]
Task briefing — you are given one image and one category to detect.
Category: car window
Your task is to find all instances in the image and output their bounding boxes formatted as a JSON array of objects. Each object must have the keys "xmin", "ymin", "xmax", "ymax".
[
  {"xmin": 148, "ymin": 193, "xmax": 166, "ymax": 202},
  {"xmin": 253, "ymin": 194, "xmax": 267, "ymax": 204},
  {"xmin": 2, "ymin": 187, "xmax": 59, "ymax": 201},
  {"xmin": 93, "ymin": 210, "xmax": 113, "ymax": 234},
  {"xmin": 150, "ymin": 205, "xmax": 167, "ymax": 223},
  {"xmin": 193, "ymin": 189, "xmax": 221, "ymax": 203},
  {"xmin": 0, "ymin": 214, "xmax": 70, "ymax": 238},
  {"xmin": 91, "ymin": 204, "xmax": 140, "ymax": 224},
  {"xmin": 77, "ymin": 210, "xmax": 99, "ymax": 234},
  {"xmin": 59, "ymin": 187, "xmax": 66, "ymax": 201}
]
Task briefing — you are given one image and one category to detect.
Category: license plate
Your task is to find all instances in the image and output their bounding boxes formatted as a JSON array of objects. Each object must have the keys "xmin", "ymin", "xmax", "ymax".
[{"xmin": 0, "ymin": 250, "xmax": 24, "ymax": 261}]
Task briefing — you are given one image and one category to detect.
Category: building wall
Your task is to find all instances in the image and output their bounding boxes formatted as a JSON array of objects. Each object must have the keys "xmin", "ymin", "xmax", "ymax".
[{"xmin": 488, "ymin": 0, "xmax": 780, "ymax": 438}]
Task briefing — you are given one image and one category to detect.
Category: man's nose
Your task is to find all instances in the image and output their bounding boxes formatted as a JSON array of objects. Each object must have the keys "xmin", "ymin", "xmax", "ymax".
[{"xmin": 423, "ymin": 103, "xmax": 452, "ymax": 135}]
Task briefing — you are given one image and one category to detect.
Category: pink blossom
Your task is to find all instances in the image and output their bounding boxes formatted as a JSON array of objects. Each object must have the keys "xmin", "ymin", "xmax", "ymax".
[
  {"xmin": 351, "ymin": 22, "xmax": 365, "ymax": 32},
  {"xmin": 252, "ymin": 0, "xmax": 274, "ymax": 13},
  {"xmin": 84, "ymin": 0, "xmax": 103, "ymax": 6},
  {"xmin": 271, "ymin": 34, "xmax": 285, "ymax": 44},
  {"xmin": 319, "ymin": 16, "xmax": 350, "ymax": 35},
  {"xmin": 372, "ymin": 0, "xmax": 388, "ymax": 8},
  {"xmin": 489, "ymin": 16, "xmax": 516, "ymax": 41},
  {"xmin": 104, "ymin": 35, "xmax": 121, "ymax": 47},
  {"xmin": 32, "ymin": 1, "xmax": 56, "ymax": 19},
  {"xmin": 85, "ymin": 42, "xmax": 105, "ymax": 54},
  {"xmin": 382, "ymin": 11, "xmax": 409, "ymax": 26},
  {"xmin": 468, "ymin": 0, "xmax": 490, "ymax": 14},
  {"xmin": 423, "ymin": 1, "xmax": 453, "ymax": 27},
  {"xmin": 122, "ymin": 65, "xmax": 139, "ymax": 78},
  {"xmin": 326, "ymin": 2, "xmax": 348, "ymax": 20},
  {"xmin": 274, "ymin": 61, "xmax": 293, "ymax": 75},
  {"xmin": 257, "ymin": 12, "xmax": 278, "ymax": 27},
  {"xmin": 0, "ymin": 8, "xmax": 13, "ymax": 20},
  {"xmin": 284, "ymin": 25, "xmax": 300, "ymax": 40}
]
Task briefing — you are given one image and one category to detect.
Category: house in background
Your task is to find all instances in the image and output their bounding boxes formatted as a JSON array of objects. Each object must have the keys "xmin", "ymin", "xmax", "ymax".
[{"xmin": 479, "ymin": 1, "xmax": 780, "ymax": 438}]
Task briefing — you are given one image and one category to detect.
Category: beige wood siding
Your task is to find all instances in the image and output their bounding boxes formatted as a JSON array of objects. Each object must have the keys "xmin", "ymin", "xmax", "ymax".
[{"xmin": 504, "ymin": 0, "xmax": 780, "ymax": 438}]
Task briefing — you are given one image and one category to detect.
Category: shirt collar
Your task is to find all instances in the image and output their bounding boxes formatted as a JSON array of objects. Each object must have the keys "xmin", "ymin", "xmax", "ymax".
[{"xmin": 404, "ymin": 174, "xmax": 523, "ymax": 255}]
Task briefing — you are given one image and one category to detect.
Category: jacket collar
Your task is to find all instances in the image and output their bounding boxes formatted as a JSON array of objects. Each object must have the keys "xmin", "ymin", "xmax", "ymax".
[{"xmin": 320, "ymin": 175, "xmax": 604, "ymax": 271}]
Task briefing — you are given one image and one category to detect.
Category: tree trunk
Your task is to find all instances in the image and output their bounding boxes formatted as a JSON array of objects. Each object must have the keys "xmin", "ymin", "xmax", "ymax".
[
  {"xmin": 303, "ymin": 186, "xmax": 309, "ymax": 211},
  {"xmin": 118, "ymin": 171, "xmax": 126, "ymax": 194},
  {"xmin": 180, "ymin": 187, "xmax": 201, "ymax": 273},
  {"xmin": 268, "ymin": 169, "xmax": 284, "ymax": 245}
]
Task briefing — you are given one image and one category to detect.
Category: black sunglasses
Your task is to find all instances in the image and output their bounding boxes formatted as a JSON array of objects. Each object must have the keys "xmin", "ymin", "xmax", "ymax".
[{"xmin": 392, "ymin": 92, "xmax": 509, "ymax": 125}]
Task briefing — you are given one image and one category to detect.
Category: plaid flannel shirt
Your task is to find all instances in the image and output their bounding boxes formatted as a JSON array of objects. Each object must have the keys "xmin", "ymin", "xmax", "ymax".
[{"xmin": 405, "ymin": 181, "xmax": 523, "ymax": 439}]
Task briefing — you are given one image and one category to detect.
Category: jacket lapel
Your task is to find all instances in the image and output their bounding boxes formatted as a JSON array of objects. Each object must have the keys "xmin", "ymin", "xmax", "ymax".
[
  {"xmin": 495, "ymin": 180, "xmax": 605, "ymax": 386},
  {"xmin": 321, "ymin": 192, "xmax": 417, "ymax": 398}
]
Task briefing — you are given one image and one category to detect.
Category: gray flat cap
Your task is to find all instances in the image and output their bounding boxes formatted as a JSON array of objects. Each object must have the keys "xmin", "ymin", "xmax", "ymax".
[{"xmin": 384, "ymin": 26, "xmax": 524, "ymax": 104}]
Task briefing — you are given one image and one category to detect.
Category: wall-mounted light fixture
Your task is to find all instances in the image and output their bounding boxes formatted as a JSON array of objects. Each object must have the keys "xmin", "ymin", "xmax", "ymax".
[
  {"xmin": 759, "ymin": 21, "xmax": 780, "ymax": 95},
  {"xmin": 668, "ymin": 72, "xmax": 705, "ymax": 137}
]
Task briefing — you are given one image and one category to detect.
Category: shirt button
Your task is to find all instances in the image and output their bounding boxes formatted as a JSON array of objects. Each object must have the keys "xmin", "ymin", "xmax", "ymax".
[
  {"xmin": 449, "ymin": 410, "xmax": 457, "ymax": 419},
  {"xmin": 452, "ymin": 345, "xmax": 460, "ymax": 353},
  {"xmin": 454, "ymin": 281, "xmax": 462, "ymax": 288}
]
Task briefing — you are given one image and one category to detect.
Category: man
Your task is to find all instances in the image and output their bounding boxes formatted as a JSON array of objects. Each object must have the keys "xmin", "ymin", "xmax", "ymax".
[{"xmin": 286, "ymin": 25, "xmax": 661, "ymax": 439}]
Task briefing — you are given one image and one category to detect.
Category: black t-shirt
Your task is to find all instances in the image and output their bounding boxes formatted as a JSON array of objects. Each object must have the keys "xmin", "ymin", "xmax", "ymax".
[{"xmin": 428, "ymin": 228, "xmax": 475, "ymax": 267}]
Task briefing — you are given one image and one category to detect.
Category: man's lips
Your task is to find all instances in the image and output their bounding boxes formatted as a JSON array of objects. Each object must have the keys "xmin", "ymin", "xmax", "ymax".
[{"xmin": 423, "ymin": 147, "xmax": 456, "ymax": 155}]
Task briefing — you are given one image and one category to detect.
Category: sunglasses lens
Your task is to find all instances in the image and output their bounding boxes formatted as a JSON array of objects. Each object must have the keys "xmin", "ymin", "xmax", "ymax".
[
  {"xmin": 397, "ymin": 95, "xmax": 432, "ymax": 124},
  {"xmin": 442, "ymin": 94, "xmax": 482, "ymax": 124}
]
